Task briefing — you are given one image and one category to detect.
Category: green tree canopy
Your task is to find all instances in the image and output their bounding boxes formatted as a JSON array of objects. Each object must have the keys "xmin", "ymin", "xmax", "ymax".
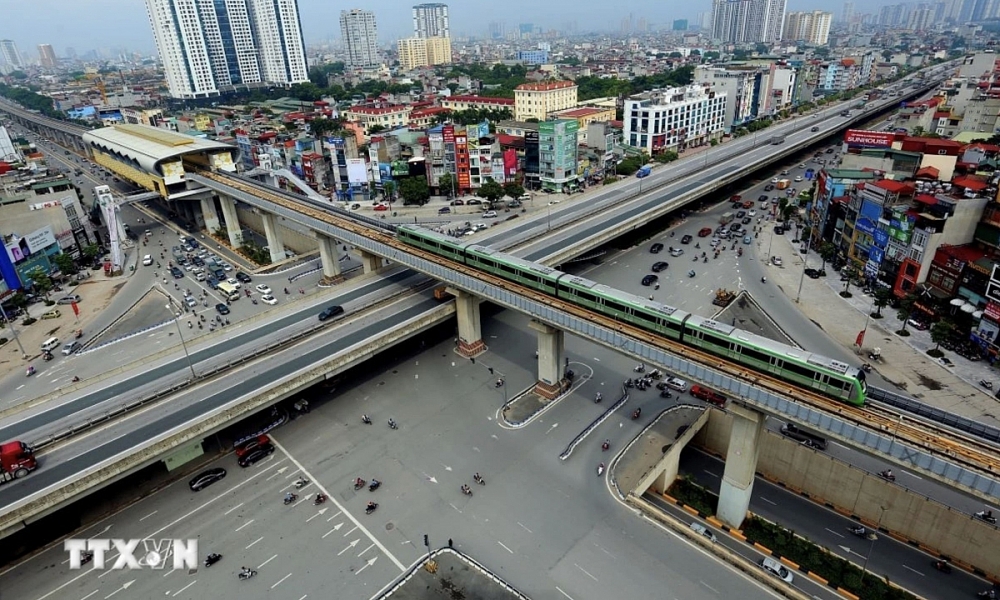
[
  {"xmin": 476, "ymin": 179, "xmax": 504, "ymax": 203},
  {"xmin": 437, "ymin": 173, "xmax": 455, "ymax": 197},
  {"xmin": 399, "ymin": 177, "xmax": 431, "ymax": 205},
  {"xmin": 502, "ymin": 182, "xmax": 525, "ymax": 200}
]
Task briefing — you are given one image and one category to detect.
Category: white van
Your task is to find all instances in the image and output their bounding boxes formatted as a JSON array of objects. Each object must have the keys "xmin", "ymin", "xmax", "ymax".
[
  {"xmin": 142, "ymin": 254, "xmax": 153, "ymax": 266},
  {"xmin": 41, "ymin": 337, "xmax": 60, "ymax": 353}
]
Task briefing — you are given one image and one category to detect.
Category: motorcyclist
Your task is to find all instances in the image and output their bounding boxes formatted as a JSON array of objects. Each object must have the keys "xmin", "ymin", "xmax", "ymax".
[
  {"xmin": 356, "ymin": 477, "xmax": 365, "ymax": 487},
  {"xmin": 72, "ymin": 375, "xmax": 80, "ymax": 382},
  {"xmin": 602, "ymin": 439, "xmax": 610, "ymax": 449},
  {"xmin": 284, "ymin": 492, "xmax": 295, "ymax": 503},
  {"xmin": 882, "ymin": 469, "xmax": 893, "ymax": 479},
  {"xmin": 852, "ymin": 525, "xmax": 866, "ymax": 535},
  {"xmin": 761, "ymin": 277, "xmax": 767, "ymax": 283},
  {"xmin": 595, "ymin": 392, "xmax": 602, "ymax": 402},
  {"xmin": 474, "ymin": 473, "xmax": 482, "ymax": 483},
  {"xmin": 367, "ymin": 501, "xmax": 377, "ymax": 510},
  {"xmin": 388, "ymin": 418, "xmax": 397, "ymax": 428},
  {"xmin": 362, "ymin": 414, "xmax": 371, "ymax": 424},
  {"xmin": 315, "ymin": 493, "xmax": 325, "ymax": 503}
]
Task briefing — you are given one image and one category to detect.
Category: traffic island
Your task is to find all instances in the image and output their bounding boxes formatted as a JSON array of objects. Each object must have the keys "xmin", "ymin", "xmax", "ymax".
[{"xmin": 375, "ymin": 548, "xmax": 531, "ymax": 600}]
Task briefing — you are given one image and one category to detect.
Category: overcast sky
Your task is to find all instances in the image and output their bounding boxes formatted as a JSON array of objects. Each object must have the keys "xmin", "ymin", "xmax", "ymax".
[{"xmin": 4, "ymin": 0, "xmax": 890, "ymax": 58}]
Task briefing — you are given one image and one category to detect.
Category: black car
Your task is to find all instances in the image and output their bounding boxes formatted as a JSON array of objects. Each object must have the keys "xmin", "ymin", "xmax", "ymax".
[
  {"xmin": 758, "ymin": 194, "xmax": 768, "ymax": 202},
  {"xmin": 235, "ymin": 272, "xmax": 252, "ymax": 283},
  {"xmin": 742, "ymin": 217, "xmax": 752, "ymax": 225},
  {"xmin": 318, "ymin": 305, "xmax": 345, "ymax": 321},
  {"xmin": 804, "ymin": 268, "xmax": 822, "ymax": 279},
  {"xmin": 215, "ymin": 303, "xmax": 230, "ymax": 315},
  {"xmin": 189, "ymin": 468, "xmax": 226, "ymax": 491},
  {"xmin": 207, "ymin": 277, "xmax": 219, "ymax": 289},
  {"xmin": 213, "ymin": 269, "xmax": 226, "ymax": 280},
  {"xmin": 170, "ymin": 267, "xmax": 184, "ymax": 279},
  {"xmin": 237, "ymin": 443, "xmax": 274, "ymax": 467},
  {"xmin": 730, "ymin": 223, "xmax": 743, "ymax": 232},
  {"xmin": 651, "ymin": 261, "xmax": 669, "ymax": 272},
  {"xmin": 764, "ymin": 184, "xmax": 775, "ymax": 191},
  {"xmin": 650, "ymin": 243, "xmax": 664, "ymax": 254},
  {"xmin": 641, "ymin": 274, "xmax": 659, "ymax": 286},
  {"xmin": 680, "ymin": 235, "xmax": 692, "ymax": 245},
  {"xmin": 736, "ymin": 210, "xmax": 746, "ymax": 218},
  {"xmin": 732, "ymin": 202, "xmax": 743, "ymax": 209},
  {"xmin": 825, "ymin": 148, "xmax": 834, "ymax": 154},
  {"xmin": 192, "ymin": 256, "xmax": 205, "ymax": 267}
]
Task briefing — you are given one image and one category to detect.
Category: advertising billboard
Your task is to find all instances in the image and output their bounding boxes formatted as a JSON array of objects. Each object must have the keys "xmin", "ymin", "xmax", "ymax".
[
  {"xmin": 503, "ymin": 149, "xmax": 517, "ymax": 176},
  {"xmin": 346, "ymin": 159, "xmax": 368, "ymax": 184},
  {"xmin": 391, "ymin": 161, "xmax": 409, "ymax": 177},
  {"xmin": 379, "ymin": 163, "xmax": 392, "ymax": 182},
  {"xmin": 442, "ymin": 126, "xmax": 455, "ymax": 145},
  {"xmin": 844, "ymin": 129, "xmax": 895, "ymax": 148}
]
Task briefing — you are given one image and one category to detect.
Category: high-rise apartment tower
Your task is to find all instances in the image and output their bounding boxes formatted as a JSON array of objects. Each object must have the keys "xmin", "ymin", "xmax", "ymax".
[
  {"xmin": 341, "ymin": 9, "xmax": 380, "ymax": 69},
  {"xmin": 0, "ymin": 40, "xmax": 24, "ymax": 69},
  {"xmin": 412, "ymin": 3, "xmax": 449, "ymax": 38},
  {"xmin": 37, "ymin": 44, "xmax": 58, "ymax": 68},
  {"xmin": 711, "ymin": 0, "xmax": 787, "ymax": 43},
  {"xmin": 144, "ymin": 0, "xmax": 308, "ymax": 99}
]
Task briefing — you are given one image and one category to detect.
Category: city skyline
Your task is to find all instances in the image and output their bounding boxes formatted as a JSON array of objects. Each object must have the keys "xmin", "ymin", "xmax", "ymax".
[{"xmin": 0, "ymin": 0, "xmax": 930, "ymax": 58}]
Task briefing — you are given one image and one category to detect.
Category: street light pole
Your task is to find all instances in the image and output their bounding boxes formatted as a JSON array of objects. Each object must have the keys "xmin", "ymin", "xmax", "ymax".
[
  {"xmin": 166, "ymin": 304, "xmax": 197, "ymax": 379},
  {"xmin": 0, "ymin": 302, "xmax": 28, "ymax": 360},
  {"xmin": 859, "ymin": 505, "xmax": 888, "ymax": 588}
]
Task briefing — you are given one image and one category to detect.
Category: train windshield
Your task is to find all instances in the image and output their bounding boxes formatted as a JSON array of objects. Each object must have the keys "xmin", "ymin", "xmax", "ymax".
[{"xmin": 857, "ymin": 370, "xmax": 867, "ymax": 393}]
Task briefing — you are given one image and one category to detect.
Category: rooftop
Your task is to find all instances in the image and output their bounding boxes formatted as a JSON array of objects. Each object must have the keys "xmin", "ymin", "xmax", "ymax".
[
  {"xmin": 81, "ymin": 124, "xmax": 237, "ymax": 174},
  {"xmin": 515, "ymin": 80, "xmax": 576, "ymax": 92},
  {"xmin": 444, "ymin": 95, "xmax": 514, "ymax": 105}
]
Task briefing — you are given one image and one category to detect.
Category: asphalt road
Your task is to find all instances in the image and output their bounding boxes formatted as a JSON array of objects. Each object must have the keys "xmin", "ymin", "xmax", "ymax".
[
  {"xmin": 3, "ymin": 312, "xmax": 788, "ymax": 600},
  {"xmin": 682, "ymin": 449, "xmax": 994, "ymax": 600}
]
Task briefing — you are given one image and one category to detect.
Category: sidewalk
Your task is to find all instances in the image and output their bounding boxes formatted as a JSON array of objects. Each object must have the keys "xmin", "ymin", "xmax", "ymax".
[{"xmin": 759, "ymin": 226, "xmax": 1000, "ymax": 428}]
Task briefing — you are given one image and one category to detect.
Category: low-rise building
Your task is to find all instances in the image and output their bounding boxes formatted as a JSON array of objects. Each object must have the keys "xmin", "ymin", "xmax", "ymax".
[
  {"xmin": 622, "ymin": 85, "xmax": 727, "ymax": 155},
  {"xmin": 549, "ymin": 106, "xmax": 616, "ymax": 144},
  {"xmin": 343, "ymin": 104, "xmax": 411, "ymax": 132},
  {"xmin": 441, "ymin": 95, "xmax": 515, "ymax": 113},
  {"xmin": 538, "ymin": 119, "xmax": 578, "ymax": 192},
  {"xmin": 514, "ymin": 80, "xmax": 578, "ymax": 121}
]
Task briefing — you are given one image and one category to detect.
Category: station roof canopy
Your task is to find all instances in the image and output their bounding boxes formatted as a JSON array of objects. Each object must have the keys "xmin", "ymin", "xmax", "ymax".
[{"xmin": 82, "ymin": 124, "xmax": 237, "ymax": 176}]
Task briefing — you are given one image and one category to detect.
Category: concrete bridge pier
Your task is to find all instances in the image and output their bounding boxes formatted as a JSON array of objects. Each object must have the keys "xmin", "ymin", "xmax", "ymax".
[
  {"xmin": 717, "ymin": 404, "xmax": 766, "ymax": 529},
  {"xmin": 453, "ymin": 290, "xmax": 486, "ymax": 357},
  {"xmin": 360, "ymin": 251, "xmax": 383, "ymax": 273},
  {"xmin": 313, "ymin": 231, "xmax": 344, "ymax": 284},
  {"xmin": 529, "ymin": 320, "xmax": 564, "ymax": 399},
  {"xmin": 217, "ymin": 194, "xmax": 243, "ymax": 248},
  {"xmin": 261, "ymin": 213, "xmax": 285, "ymax": 264},
  {"xmin": 200, "ymin": 196, "xmax": 221, "ymax": 234}
]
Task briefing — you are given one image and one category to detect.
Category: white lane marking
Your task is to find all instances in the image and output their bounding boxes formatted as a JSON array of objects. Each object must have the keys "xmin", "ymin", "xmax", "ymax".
[
  {"xmin": 297, "ymin": 596, "xmax": 307, "ymax": 600},
  {"xmin": 760, "ymin": 496, "xmax": 777, "ymax": 505},
  {"xmin": 339, "ymin": 540, "xmax": 360, "ymax": 556},
  {"xmin": 825, "ymin": 528, "xmax": 844, "ymax": 538},
  {"xmin": 138, "ymin": 511, "xmax": 157, "ymax": 522},
  {"xmin": 102, "ymin": 580, "xmax": 134, "ymax": 599},
  {"xmin": 16, "ymin": 384, "xmax": 25, "ymax": 390},
  {"xmin": 701, "ymin": 470, "xmax": 718, "ymax": 478},
  {"xmin": 574, "ymin": 563, "xmax": 598, "ymax": 582},
  {"xmin": 700, "ymin": 581, "xmax": 719, "ymax": 594},
  {"xmin": 225, "ymin": 503, "xmax": 244, "ymax": 516},
  {"xmin": 322, "ymin": 528, "xmax": 338, "ymax": 539},
  {"xmin": 246, "ymin": 537, "xmax": 263, "ymax": 549},
  {"xmin": 270, "ymin": 573, "xmax": 292, "ymax": 589},
  {"xmin": 556, "ymin": 587, "xmax": 576, "ymax": 600},
  {"xmin": 517, "ymin": 522, "xmax": 532, "ymax": 534},
  {"xmin": 80, "ymin": 591, "xmax": 99, "ymax": 600},
  {"xmin": 235, "ymin": 519, "xmax": 254, "ymax": 532},
  {"xmin": 902, "ymin": 565, "xmax": 925, "ymax": 576},
  {"xmin": 449, "ymin": 503, "xmax": 462, "ymax": 513},
  {"xmin": 258, "ymin": 554, "xmax": 278, "ymax": 569},
  {"xmin": 343, "ymin": 526, "xmax": 357, "ymax": 537},
  {"xmin": 326, "ymin": 510, "xmax": 342, "ymax": 521},
  {"xmin": 358, "ymin": 543, "xmax": 375, "ymax": 557},
  {"xmin": 172, "ymin": 580, "xmax": 197, "ymax": 597},
  {"xmin": 269, "ymin": 436, "xmax": 405, "ymax": 571},
  {"xmin": 902, "ymin": 470, "xmax": 922, "ymax": 480},
  {"xmin": 356, "ymin": 556, "xmax": 377, "ymax": 575},
  {"xmin": 497, "ymin": 541, "xmax": 514, "ymax": 554}
]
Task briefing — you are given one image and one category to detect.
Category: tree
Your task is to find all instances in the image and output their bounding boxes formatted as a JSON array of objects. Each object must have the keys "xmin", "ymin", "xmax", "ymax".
[
  {"xmin": 476, "ymin": 179, "xmax": 505, "ymax": 204},
  {"xmin": 503, "ymin": 182, "xmax": 525, "ymax": 201},
  {"xmin": 368, "ymin": 124, "xmax": 386, "ymax": 135},
  {"xmin": 872, "ymin": 287, "xmax": 893, "ymax": 318},
  {"xmin": 52, "ymin": 253, "xmax": 77, "ymax": 275},
  {"xmin": 896, "ymin": 295, "xmax": 916, "ymax": 335},
  {"xmin": 398, "ymin": 178, "xmax": 430, "ymax": 205},
  {"xmin": 382, "ymin": 181, "xmax": 396, "ymax": 202},
  {"xmin": 309, "ymin": 117, "xmax": 342, "ymax": 138},
  {"xmin": 82, "ymin": 244, "xmax": 101, "ymax": 261},
  {"xmin": 26, "ymin": 267, "xmax": 53, "ymax": 296},
  {"xmin": 438, "ymin": 173, "xmax": 455, "ymax": 197},
  {"xmin": 929, "ymin": 320, "xmax": 953, "ymax": 354},
  {"xmin": 818, "ymin": 242, "xmax": 838, "ymax": 271},
  {"xmin": 841, "ymin": 266, "xmax": 857, "ymax": 297}
]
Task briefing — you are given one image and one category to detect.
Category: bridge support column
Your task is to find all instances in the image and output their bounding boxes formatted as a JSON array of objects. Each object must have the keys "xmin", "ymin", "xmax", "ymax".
[
  {"xmin": 360, "ymin": 251, "xmax": 383, "ymax": 273},
  {"xmin": 453, "ymin": 290, "xmax": 486, "ymax": 357},
  {"xmin": 217, "ymin": 194, "xmax": 243, "ymax": 248},
  {"xmin": 313, "ymin": 231, "xmax": 343, "ymax": 284},
  {"xmin": 529, "ymin": 320, "xmax": 564, "ymax": 399},
  {"xmin": 717, "ymin": 404, "xmax": 766, "ymax": 529},
  {"xmin": 200, "ymin": 196, "xmax": 220, "ymax": 233},
  {"xmin": 261, "ymin": 213, "xmax": 285, "ymax": 263}
]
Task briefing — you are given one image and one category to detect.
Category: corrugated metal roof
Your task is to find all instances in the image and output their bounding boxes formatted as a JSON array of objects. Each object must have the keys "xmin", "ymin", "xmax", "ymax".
[{"xmin": 82, "ymin": 124, "xmax": 236, "ymax": 174}]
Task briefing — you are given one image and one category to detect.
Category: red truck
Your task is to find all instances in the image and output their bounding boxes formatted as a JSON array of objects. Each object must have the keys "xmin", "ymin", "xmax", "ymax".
[{"xmin": 0, "ymin": 441, "xmax": 37, "ymax": 483}]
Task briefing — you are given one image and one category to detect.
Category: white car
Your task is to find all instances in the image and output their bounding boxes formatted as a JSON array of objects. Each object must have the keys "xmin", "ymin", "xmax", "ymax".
[
  {"xmin": 255, "ymin": 284, "xmax": 272, "ymax": 295},
  {"xmin": 771, "ymin": 256, "xmax": 783, "ymax": 266},
  {"xmin": 770, "ymin": 178, "xmax": 778, "ymax": 184},
  {"xmin": 748, "ymin": 210, "xmax": 756, "ymax": 217},
  {"xmin": 761, "ymin": 557, "xmax": 794, "ymax": 583},
  {"xmin": 483, "ymin": 210, "xmax": 498, "ymax": 218},
  {"xmin": 222, "ymin": 262, "xmax": 233, "ymax": 271},
  {"xmin": 226, "ymin": 278, "xmax": 241, "ymax": 289},
  {"xmin": 665, "ymin": 377, "xmax": 688, "ymax": 392},
  {"xmin": 261, "ymin": 294, "xmax": 277, "ymax": 305},
  {"xmin": 794, "ymin": 176, "xmax": 803, "ymax": 182},
  {"xmin": 142, "ymin": 254, "xmax": 153, "ymax": 266}
]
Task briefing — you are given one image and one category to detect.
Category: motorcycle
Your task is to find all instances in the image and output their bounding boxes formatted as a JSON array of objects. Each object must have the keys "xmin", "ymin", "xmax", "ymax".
[
  {"xmin": 597, "ymin": 463, "xmax": 605, "ymax": 476},
  {"xmin": 388, "ymin": 419, "xmax": 398, "ymax": 430},
  {"xmin": 204, "ymin": 553, "xmax": 222, "ymax": 567},
  {"xmin": 366, "ymin": 503, "xmax": 378, "ymax": 514},
  {"xmin": 474, "ymin": 475, "xmax": 485, "ymax": 485},
  {"xmin": 314, "ymin": 494, "xmax": 327, "ymax": 505},
  {"xmin": 369, "ymin": 480, "xmax": 381, "ymax": 492},
  {"xmin": 688, "ymin": 270, "xmax": 696, "ymax": 278},
  {"xmin": 977, "ymin": 590, "xmax": 998, "ymax": 599},
  {"xmin": 933, "ymin": 560, "xmax": 952, "ymax": 574},
  {"xmin": 632, "ymin": 408, "xmax": 641, "ymax": 420},
  {"xmin": 594, "ymin": 393, "xmax": 602, "ymax": 403},
  {"xmin": 633, "ymin": 364, "xmax": 645, "ymax": 373},
  {"xmin": 294, "ymin": 478, "xmax": 309, "ymax": 489},
  {"xmin": 354, "ymin": 478, "xmax": 366, "ymax": 491},
  {"xmin": 601, "ymin": 440, "xmax": 610, "ymax": 451},
  {"xmin": 75, "ymin": 329, "xmax": 83, "ymax": 339},
  {"xmin": 26, "ymin": 366, "xmax": 35, "ymax": 377},
  {"xmin": 461, "ymin": 486, "xmax": 473, "ymax": 496},
  {"xmin": 862, "ymin": 363, "xmax": 872, "ymax": 373},
  {"xmin": 980, "ymin": 380, "xmax": 993, "ymax": 390},
  {"xmin": 239, "ymin": 569, "xmax": 257, "ymax": 580},
  {"xmin": 283, "ymin": 493, "xmax": 297, "ymax": 505},
  {"xmin": 362, "ymin": 414, "xmax": 372, "ymax": 425},
  {"xmin": 624, "ymin": 378, "xmax": 634, "ymax": 389},
  {"xmin": 81, "ymin": 551, "xmax": 94, "ymax": 565},
  {"xmin": 703, "ymin": 256, "xmax": 707, "ymax": 263},
  {"xmin": 879, "ymin": 470, "xmax": 896, "ymax": 482},
  {"xmin": 648, "ymin": 369, "xmax": 661, "ymax": 379},
  {"xmin": 660, "ymin": 390, "xmax": 673, "ymax": 399},
  {"xmin": 975, "ymin": 511, "xmax": 997, "ymax": 524}
]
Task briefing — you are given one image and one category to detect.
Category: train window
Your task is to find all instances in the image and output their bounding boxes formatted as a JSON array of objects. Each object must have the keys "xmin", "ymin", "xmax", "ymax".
[
  {"xmin": 741, "ymin": 346, "xmax": 771, "ymax": 364},
  {"xmin": 700, "ymin": 331, "xmax": 730, "ymax": 349},
  {"xmin": 783, "ymin": 361, "xmax": 814, "ymax": 379}
]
